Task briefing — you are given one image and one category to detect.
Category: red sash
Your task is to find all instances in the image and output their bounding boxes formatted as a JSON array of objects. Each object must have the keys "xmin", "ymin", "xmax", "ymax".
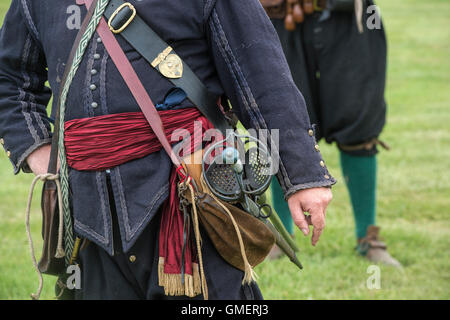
[{"xmin": 64, "ymin": 108, "xmax": 210, "ymax": 171}]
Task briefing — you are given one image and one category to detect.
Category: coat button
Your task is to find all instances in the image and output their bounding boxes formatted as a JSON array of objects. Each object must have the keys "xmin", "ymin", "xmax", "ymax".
[
  {"xmin": 91, "ymin": 102, "xmax": 98, "ymax": 108},
  {"xmin": 129, "ymin": 255, "xmax": 136, "ymax": 263},
  {"xmin": 93, "ymin": 53, "xmax": 100, "ymax": 59},
  {"xmin": 320, "ymin": 160, "xmax": 325, "ymax": 167},
  {"xmin": 308, "ymin": 129, "xmax": 314, "ymax": 136},
  {"xmin": 89, "ymin": 84, "xmax": 97, "ymax": 91},
  {"xmin": 0, "ymin": 138, "xmax": 4, "ymax": 145},
  {"xmin": 324, "ymin": 174, "xmax": 330, "ymax": 179},
  {"xmin": 6, "ymin": 150, "xmax": 11, "ymax": 158},
  {"xmin": 96, "ymin": 37, "xmax": 102, "ymax": 43},
  {"xmin": 314, "ymin": 144, "xmax": 320, "ymax": 152},
  {"xmin": 90, "ymin": 69, "xmax": 98, "ymax": 75}
]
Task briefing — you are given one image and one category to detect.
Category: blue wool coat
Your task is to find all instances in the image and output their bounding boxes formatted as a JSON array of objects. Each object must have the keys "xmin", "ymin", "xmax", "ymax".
[{"xmin": 0, "ymin": 0, "xmax": 335, "ymax": 254}]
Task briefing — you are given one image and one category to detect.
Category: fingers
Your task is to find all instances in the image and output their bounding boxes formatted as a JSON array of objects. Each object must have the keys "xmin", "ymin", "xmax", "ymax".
[
  {"xmin": 301, "ymin": 211, "xmax": 324, "ymax": 246},
  {"xmin": 309, "ymin": 205, "xmax": 326, "ymax": 246},
  {"xmin": 304, "ymin": 214, "xmax": 312, "ymax": 226},
  {"xmin": 289, "ymin": 204, "xmax": 325, "ymax": 245},
  {"xmin": 311, "ymin": 213, "xmax": 325, "ymax": 246},
  {"xmin": 287, "ymin": 187, "xmax": 333, "ymax": 246},
  {"xmin": 295, "ymin": 204, "xmax": 326, "ymax": 246},
  {"xmin": 288, "ymin": 200, "xmax": 310, "ymax": 236},
  {"xmin": 311, "ymin": 226, "xmax": 323, "ymax": 247}
]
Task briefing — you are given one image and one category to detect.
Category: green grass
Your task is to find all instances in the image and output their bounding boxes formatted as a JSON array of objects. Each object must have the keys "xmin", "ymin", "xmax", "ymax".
[{"xmin": 0, "ymin": 0, "xmax": 449, "ymax": 300}]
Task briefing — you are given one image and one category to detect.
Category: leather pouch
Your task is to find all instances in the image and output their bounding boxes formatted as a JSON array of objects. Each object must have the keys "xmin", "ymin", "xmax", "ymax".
[
  {"xmin": 38, "ymin": 180, "xmax": 65, "ymax": 275},
  {"xmin": 196, "ymin": 192, "xmax": 275, "ymax": 271}
]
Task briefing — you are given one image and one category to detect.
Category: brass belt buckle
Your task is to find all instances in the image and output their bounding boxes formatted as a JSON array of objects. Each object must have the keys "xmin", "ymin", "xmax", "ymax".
[
  {"xmin": 108, "ymin": 2, "xmax": 136, "ymax": 34},
  {"xmin": 313, "ymin": 0, "xmax": 324, "ymax": 12}
]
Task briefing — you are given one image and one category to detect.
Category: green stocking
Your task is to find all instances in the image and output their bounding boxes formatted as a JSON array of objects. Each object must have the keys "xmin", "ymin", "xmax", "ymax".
[
  {"xmin": 270, "ymin": 177, "xmax": 295, "ymax": 235},
  {"xmin": 339, "ymin": 151, "xmax": 377, "ymax": 240}
]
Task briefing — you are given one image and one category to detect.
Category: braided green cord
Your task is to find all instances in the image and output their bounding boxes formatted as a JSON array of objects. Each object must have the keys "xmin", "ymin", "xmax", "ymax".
[{"xmin": 58, "ymin": 0, "xmax": 111, "ymax": 265}]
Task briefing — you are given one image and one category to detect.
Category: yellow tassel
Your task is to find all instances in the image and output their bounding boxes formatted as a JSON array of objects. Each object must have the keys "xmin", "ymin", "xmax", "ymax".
[
  {"xmin": 54, "ymin": 247, "xmax": 65, "ymax": 259},
  {"xmin": 158, "ymin": 257, "xmax": 202, "ymax": 297},
  {"xmin": 242, "ymin": 261, "xmax": 257, "ymax": 285},
  {"xmin": 192, "ymin": 263, "xmax": 201, "ymax": 294},
  {"xmin": 158, "ymin": 257, "xmax": 165, "ymax": 287}
]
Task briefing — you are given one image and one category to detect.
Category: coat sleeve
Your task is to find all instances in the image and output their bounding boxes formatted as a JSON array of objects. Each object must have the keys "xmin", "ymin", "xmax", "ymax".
[
  {"xmin": 205, "ymin": 0, "xmax": 336, "ymax": 198},
  {"xmin": 0, "ymin": 0, "xmax": 52, "ymax": 174}
]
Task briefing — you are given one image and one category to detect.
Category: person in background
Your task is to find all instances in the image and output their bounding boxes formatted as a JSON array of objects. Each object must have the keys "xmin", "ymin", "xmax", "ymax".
[{"xmin": 263, "ymin": 0, "xmax": 401, "ymax": 267}]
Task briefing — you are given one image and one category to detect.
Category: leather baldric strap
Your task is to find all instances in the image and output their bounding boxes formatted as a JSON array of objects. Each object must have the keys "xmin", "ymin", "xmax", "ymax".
[
  {"xmin": 82, "ymin": 0, "xmax": 182, "ymax": 167},
  {"xmin": 103, "ymin": 0, "xmax": 231, "ymax": 133}
]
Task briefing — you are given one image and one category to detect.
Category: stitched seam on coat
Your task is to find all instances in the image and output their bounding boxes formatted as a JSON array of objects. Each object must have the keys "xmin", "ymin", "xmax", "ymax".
[
  {"xmin": 15, "ymin": 138, "xmax": 52, "ymax": 173},
  {"xmin": 211, "ymin": 11, "xmax": 266, "ymax": 128},
  {"xmin": 20, "ymin": 0, "xmax": 39, "ymax": 40},
  {"xmin": 19, "ymin": 35, "xmax": 40, "ymax": 145},
  {"xmin": 31, "ymin": 109, "xmax": 49, "ymax": 139},
  {"xmin": 144, "ymin": 182, "xmax": 169, "ymax": 214},
  {"xmin": 74, "ymin": 220, "xmax": 108, "ymax": 244},
  {"xmin": 209, "ymin": 17, "xmax": 258, "ymax": 127},
  {"xmin": 112, "ymin": 172, "xmax": 169, "ymax": 244},
  {"xmin": 111, "ymin": 167, "xmax": 132, "ymax": 241},
  {"xmin": 29, "ymin": 44, "xmax": 50, "ymax": 139},
  {"xmin": 100, "ymin": 48, "xmax": 109, "ymax": 114},
  {"xmin": 209, "ymin": 10, "xmax": 293, "ymax": 190},
  {"xmin": 94, "ymin": 171, "xmax": 110, "ymax": 245},
  {"xmin": 203, "ymin": 0, "xmax": 216, "ymax": 28},
  {"xmin": 285, "ymin": 180, "xmax": 336, "ymax": 200},
  {"xmin": 130, "ymin": 181, "xmax": 170, "ymax": 239}
]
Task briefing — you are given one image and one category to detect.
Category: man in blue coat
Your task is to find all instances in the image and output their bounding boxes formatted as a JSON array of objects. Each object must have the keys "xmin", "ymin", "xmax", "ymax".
[{"xmin": 0, "ymin": 0, "xmax": 334, "ymax": 299}]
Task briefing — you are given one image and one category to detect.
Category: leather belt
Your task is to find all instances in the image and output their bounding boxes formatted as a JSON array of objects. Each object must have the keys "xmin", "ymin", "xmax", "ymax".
[{"xmin": 314, "ymin": 0, "xmax": 328, "ymax": 11}]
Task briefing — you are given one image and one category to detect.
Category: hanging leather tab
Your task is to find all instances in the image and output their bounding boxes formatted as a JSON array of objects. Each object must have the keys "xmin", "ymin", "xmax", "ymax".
[
  {"xmin": 303, "ymin": 0, "xmax": 315, "ymax": 14},
  {"xmin": 284, "ymin": 0, "xmax": 296, "ymax": 31},
  {"xmin": 293, "ymin": 3, "xmax": 304, "ymax": 23}
]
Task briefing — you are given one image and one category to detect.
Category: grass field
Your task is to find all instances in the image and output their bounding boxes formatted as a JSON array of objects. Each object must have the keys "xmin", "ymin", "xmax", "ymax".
[{"xmin": 0, "ymin": 0, "xmax": 449, "ymax": 300}]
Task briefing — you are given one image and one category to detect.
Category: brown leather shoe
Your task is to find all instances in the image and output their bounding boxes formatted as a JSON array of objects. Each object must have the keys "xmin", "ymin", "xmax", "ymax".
[
  {"xmin": 358, "ymin": 226, "xmax": 402, "ymax": 268},
  {"xmin": 266, "ymin": 233, "xmax": 296, "ymax": 260},
  {"xmin": 266, "ymin": 244, "xmax": 284, "ymax": 260}
]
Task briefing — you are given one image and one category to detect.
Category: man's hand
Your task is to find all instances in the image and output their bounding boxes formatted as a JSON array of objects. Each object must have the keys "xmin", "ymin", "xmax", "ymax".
[
  {"xmin": 288, "ymin": 187, "xmax": 333, "ymax": 246},
  {"xmin": 26, "ymin": 144, "xmax": 53, "ymax": 176}
]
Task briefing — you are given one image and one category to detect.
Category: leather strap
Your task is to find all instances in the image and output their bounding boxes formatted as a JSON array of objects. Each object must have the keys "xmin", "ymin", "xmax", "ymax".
[
  {"xmin": 47, "ymin": 0, "xmax": 101, "ymax": 174},
  {"xmin": 338, "ymin": 138, "xmax": 391, "ymax": 152},
  {"xmin": 103, "ymin": 0, "xmax": 231, "ymax": 133},
  {"xmin": 83, "ymin": 0, "xmax": 181, "ymax": 167}
]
